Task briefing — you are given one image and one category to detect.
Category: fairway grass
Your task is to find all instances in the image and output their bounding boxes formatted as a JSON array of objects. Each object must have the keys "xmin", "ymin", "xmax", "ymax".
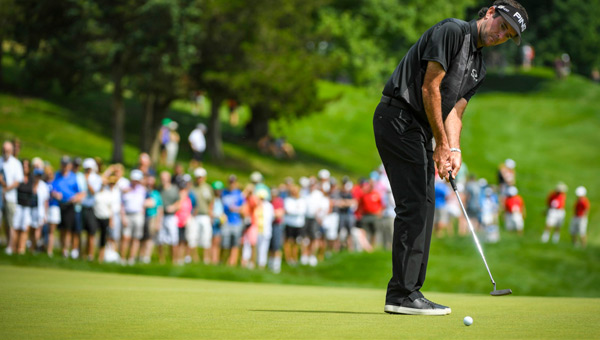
[{"xmin": 1, "ymin": 266, "xmax": 599, "ymax": 340}]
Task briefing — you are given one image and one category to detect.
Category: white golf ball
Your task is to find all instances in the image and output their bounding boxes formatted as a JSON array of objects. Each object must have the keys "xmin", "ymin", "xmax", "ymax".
[{"xmin": 463, "ymin": 316, "xmax": 473, "ymax": 326}]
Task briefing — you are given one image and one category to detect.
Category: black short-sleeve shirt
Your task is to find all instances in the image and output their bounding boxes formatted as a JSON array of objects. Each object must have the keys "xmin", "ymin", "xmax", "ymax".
[{"xmin": 382, "ymin": 19, "xmax": 485, "ymax": 130}]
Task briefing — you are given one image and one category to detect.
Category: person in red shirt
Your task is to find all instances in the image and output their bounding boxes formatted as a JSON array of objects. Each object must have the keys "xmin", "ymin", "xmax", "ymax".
[
  {"xmin": 268, "ymin": 189, "xmax": 285, "ymax": 273},
  {"xmin": 541, "ymin": 182, "xmax": 567, "ymax": 244},
  {"xmin": 357, "ymin": 180, "xmax": 382, "ymax": 250},
  {"xmin": 569, "ymin": 186, "xmax": 590, "ymax": 248},
  {"xmin": 504, "ymin": 186, "xmax": 525, "ymax": 235}
]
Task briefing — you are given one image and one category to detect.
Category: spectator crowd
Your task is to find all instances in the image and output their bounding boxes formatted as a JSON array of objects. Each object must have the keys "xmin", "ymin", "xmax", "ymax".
[{"xmin": 0, "ymin": 139, "xmax": 592, "ymax": 274}]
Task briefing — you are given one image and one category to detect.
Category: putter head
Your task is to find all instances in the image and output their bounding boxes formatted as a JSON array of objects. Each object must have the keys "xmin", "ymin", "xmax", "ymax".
[{"xmin": 490, "ymin": 288, "xmax": 513, "ymax": 296}]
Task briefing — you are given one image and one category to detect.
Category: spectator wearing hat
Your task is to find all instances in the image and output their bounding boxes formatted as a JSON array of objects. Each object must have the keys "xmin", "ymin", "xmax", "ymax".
[
  {"xmin": 210, "ymin": 180, "xmax": 226, "ymax": 264},
  {"xmin": 120, "ymin": 169, "xmax": 147, "ymax": 264},
  {"xmin": 480, "ymin": 186, "xmax": 500, "ymax": 243},
  {"xmin": 0, "ymin": 141, "xmax": 24, "ymax": 254},
  {"xmin": 158, "ymin": 118, "xmax": 172, "ymax": 166},
  {"xmin": 157, "ymin": 171, "xmax": 180, "ymax": 264},
  {"xmin": 318, "ymin": 169, "xmax": 331, "ymax": 193},
  {"xmin": 188, "ymin": 168, "xmax": 214, "ymax": 264},
  {"xmin": 80, "ymin": 158, "xmax": 102, "ymax": 261},
  {"xmin": 302, "ymin": 180, "xmax": 329, "ymax": 266},
  {"xmin": 94, "ymin": 176, "xmax": 116, "ymax": 263},
  {"xmin": 165, "ymin": 121, "xmax": 180, "ymax": 168},
  {"xmin": 51, "ymin": 156, "xmax": 83, "ymax": 258},
  {"xmin": 250, "ymin": 171, "xmax": 271, "ymax": 201},
  {"xmin": 140, "ymin": 174, "xmax": 162, "ymax": 264},
  {"xmin": 498, "ymin": 158, "xmax": 516, "ymax": 199},
  {"xmin": 268, "ymin": 188, "xmax": 285, "ymax": 273},
  {"xmin": 188, "ymin": 124, "xmax": 207, "ymax": 169},
  {"xmin": 504, "ymin": 186, "xmax": 525, "ymax": 235},
  {"xmin": 221, "ymin": 175, "xmax": 245, "ymax": 266},
  {"xmin": 31, "ymin": 166, "xmax": 49, "ymax": 253},
  {"xmin": 542, "ymin": 182, "xmax": 568, "ymax": 244},
  {"xmin": 570, "ymin": 186, "xmax": 590, "ymax": 248},
  {"xmin": 283, "ymin": 185, "xmax": 306, "ymax": 266},
  {"xmin": 254, "ymin": 188, "xmax": 274, "ymax": 270}
]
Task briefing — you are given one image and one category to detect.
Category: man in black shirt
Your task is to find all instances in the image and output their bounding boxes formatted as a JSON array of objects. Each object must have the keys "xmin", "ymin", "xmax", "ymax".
[{"xmin": 374, "ymin": 1, "xmax": 528, "ymax": 315}]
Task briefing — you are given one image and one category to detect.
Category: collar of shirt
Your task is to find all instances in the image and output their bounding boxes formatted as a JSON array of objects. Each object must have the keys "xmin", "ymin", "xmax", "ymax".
[{"xmin": 469, "ymin": 20, "xmax": 480, "ymax": 51}]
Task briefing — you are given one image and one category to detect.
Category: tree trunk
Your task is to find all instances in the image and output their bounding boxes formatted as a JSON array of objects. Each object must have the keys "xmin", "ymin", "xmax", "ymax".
[
  {"xmin": 111, "ymin": 69, "xmax": 125, "ymax": 164},
  {"xmin": 0, "ymin": 37, "xmax": 4, "ymax": 90},
  {"xmin": 148, "ymin": 96, "xmax": 171, "ymax": 165},
  {"xmin": 207, "ymin": 96, "xmax": 224, "ymax": 160},
  {"xmin": 140, "ymin": 93, "xmax": 156, "ymax": 153},
  {"xmin": 245, "ymin": 107, "xmax": 270, "ymax": 141}
]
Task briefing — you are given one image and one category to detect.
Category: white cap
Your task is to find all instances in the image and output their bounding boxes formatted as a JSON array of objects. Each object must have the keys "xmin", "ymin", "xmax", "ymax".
[
  {"xmin": 82, "ymin": 158, "xmax": 97, "ymax": 172},
  {"xmin": 130, "ymin": 169, "xmax": 144, "ymax": 181},
  {"xmin": 318, "ymin": 169, "xmax": 330, "ymax": 180},
  {"xmin": 250, "ymin": 171, "xmax": 263, "ymax": 183},
  {"xmin": 575, "ymin": 186, "xmax": 587, "ymax": 197},
  {"xmin": 505, "ymin": 158, "xmax": 516, "ymax": 169},
  {"xmin": 256, "ymin": 189, "xmax": 269, "ymax": 199},
  {"xmin": 556, "ymin": 182, "xmax": 568, "ymax": 193},
  {"xmin": 183, "ymin": 174, "xmax": 192, "ymax": 183},
  {"xmin": 507, "ymin": 186, "xmax": 518, "ymax": 197},
  {"xmin": 194, "ymin": 167, "xmax": 207, "ymax": 178},
  {"xmin": 299, "ymin": 176, "xmax": 310, "ymax": 188},
  {"xmin": 484, "ymin": 187, "xmax": 494, "ymax": 196}
]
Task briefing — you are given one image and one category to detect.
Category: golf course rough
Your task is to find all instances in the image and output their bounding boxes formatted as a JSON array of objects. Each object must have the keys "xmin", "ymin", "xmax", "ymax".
[{"xmin": 1, "ymin": 266, "xmax": 599, "ymax": 339}]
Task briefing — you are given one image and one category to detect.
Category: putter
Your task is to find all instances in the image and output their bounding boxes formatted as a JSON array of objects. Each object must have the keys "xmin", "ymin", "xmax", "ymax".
[{"xmin": 448, "ymin": 171, "xmax": 512, "ymax": 296}]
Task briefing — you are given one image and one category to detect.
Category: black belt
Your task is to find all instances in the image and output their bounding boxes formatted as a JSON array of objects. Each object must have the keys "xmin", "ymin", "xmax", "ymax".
[{"xmin": 380, "ymin": 95, "xmax": 411, "ymax": 111}]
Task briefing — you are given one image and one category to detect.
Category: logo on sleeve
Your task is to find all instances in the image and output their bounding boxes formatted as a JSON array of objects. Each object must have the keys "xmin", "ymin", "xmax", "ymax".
[{"xmin": 471, "ymin": 69, "xmax": 478, "ymax": 82}]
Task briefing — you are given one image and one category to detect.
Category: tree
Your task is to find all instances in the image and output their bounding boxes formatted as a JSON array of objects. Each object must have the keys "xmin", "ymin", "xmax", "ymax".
[
  {"xmin": 236, "ymin": 0, "xmax": 329, "ymax": 140},
  {"xmin": 0, "ymin": 0, "xmax": 22, "ymax": 89},
  {"xmin": 516, "ymin": 0, "xmax": 600, "ymax": 76},
  {"xmin": 191, "ymin": 0, "xmax": 262, "ymax": 160},
  {"xmin": 317, "ymin": 0, "xmax": 477, "ymax": 85},
  {"xmin": 128, "ymin": 0, "xmax": 203, "ymax": 157}
]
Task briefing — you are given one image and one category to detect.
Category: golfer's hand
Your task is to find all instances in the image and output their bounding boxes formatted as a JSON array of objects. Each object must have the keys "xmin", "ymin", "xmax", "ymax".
[
  {"xmin": 433, "ymin": 143, "xmax": 451, "ymax": 179},
  {"xmin": 449, "ymin": 151, "xmax": 462, "ymax": 178}
]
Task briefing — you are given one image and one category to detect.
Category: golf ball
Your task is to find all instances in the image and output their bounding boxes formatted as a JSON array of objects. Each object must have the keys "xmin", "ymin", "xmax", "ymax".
[{"xmin": 463, "ymin": 316, "xmax": 473, "ymax": 326}]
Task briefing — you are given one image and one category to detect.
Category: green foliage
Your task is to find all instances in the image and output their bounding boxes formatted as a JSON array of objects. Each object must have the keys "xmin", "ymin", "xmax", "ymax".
[
  {"xmin": 317, "ymin": 0, "xmax": 477, "ymax": 85},
  {"xmin": 527, "ymin": 0, "xmax": 600, "ymax": 75}
]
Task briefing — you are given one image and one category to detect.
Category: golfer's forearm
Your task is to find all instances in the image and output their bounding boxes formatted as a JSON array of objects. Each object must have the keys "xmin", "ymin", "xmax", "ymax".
[
  {"xmin": 423, "ymin": 86, "xmax": 448, "ymax": 147},
  {"xmin": 444, "ymin": 108, "xmax": 462, "ymax": 149},
  {"xmin": 422, "ymin": 61, "xmax": 448, "ymax": 147},
  {"xmin": 445, "ymin": 99, "xmax": 468, "ymax": 149}
]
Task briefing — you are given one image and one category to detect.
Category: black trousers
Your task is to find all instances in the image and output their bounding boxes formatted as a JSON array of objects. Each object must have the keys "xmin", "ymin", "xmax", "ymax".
[{"xmin": 373, "ymin": 101, "xmax": 435, "ymax": 305}]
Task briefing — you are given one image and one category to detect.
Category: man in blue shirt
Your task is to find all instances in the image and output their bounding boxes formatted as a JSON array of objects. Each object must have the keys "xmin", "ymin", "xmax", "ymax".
[
  {"xmin": 51, "ymin": 156, "xmax": 83, "ymax": 258},
  {"xmin": 221, "ymin": 175, "xmax": 245, "ymax": 266}
]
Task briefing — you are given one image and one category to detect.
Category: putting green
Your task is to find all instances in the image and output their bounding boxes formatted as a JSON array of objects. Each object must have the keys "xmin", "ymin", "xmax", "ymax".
[{"xmin": 1, "ymin": 265, "xmax": 598, "ymax": 339}]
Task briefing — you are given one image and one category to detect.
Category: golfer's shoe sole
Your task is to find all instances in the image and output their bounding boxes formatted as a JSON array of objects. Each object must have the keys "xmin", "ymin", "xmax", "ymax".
[{"xmin": 384, "ymin": 304, "xmax": 451, "ymax": 316}]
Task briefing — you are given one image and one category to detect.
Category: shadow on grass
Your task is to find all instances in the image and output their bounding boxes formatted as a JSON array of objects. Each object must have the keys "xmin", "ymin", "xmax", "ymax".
[{"xmin": 249, "ymin": 309, "xmax": 382, "ymax": 315}]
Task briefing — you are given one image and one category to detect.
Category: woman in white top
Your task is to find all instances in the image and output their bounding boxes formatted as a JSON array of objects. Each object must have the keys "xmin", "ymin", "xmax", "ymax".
[{"xmin": 283, "ymin": 185, "xmax": 306, "ymax": 265}]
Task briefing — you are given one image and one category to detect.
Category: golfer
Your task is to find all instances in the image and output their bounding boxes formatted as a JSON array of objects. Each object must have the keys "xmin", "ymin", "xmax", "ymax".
[{"xmin": 374, "ymin": 1, "xmax": 528, "ymax": 315}]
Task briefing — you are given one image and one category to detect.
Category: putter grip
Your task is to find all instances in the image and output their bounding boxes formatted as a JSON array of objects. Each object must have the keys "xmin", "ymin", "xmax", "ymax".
[{"xmin": 448, "ymin": 171, "xmax": 458, "ymax": 191}]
